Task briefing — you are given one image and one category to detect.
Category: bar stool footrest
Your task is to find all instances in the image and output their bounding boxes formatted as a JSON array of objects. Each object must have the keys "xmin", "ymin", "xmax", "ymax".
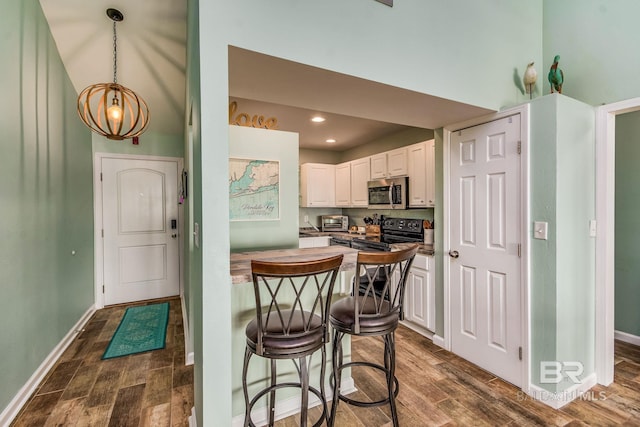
[
  {"xmin": 332, "ymin": 360, "xmax": 399, "ymax": 408},
  {"xmin": 246, "ymin": 382, "xmax": 326, "ymax": 427}
]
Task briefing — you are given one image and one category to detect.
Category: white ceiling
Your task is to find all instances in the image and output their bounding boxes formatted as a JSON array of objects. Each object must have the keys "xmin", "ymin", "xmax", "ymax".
[
  {"xmin": 40, "ymin": 2, "xmax": 493, "ymax": 148},
  {"xmin": 40, "ymin": 0, "xmax": 187, "ymax": 136}
]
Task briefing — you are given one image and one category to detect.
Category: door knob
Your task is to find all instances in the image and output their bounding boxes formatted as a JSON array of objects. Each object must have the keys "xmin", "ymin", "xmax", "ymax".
[
  {"xmin": 171, "ymin": 233, "xmax": 177, "ymax": 239},
  {"xmin": 449, "ymin": 250, "xmax": 459, "ymax": 259}
]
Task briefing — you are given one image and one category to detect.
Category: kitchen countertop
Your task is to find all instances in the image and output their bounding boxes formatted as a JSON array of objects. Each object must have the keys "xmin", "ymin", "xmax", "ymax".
[
  {"xmin": 299, "ymin": 231, "xmax": 434, "ymax": 256},
  {"xmin": 230, "ymin": 245, "xmax": 359, "ymax": 284},
  {"xmin": 231, "ymin": 239, "xmax": 434, "ymax": 284}
]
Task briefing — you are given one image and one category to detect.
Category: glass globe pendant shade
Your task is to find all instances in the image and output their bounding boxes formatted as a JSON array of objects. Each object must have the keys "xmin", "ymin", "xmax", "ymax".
[{"xmin": 77, "ymin": 82, "xmax": 149, "ymax": 141}]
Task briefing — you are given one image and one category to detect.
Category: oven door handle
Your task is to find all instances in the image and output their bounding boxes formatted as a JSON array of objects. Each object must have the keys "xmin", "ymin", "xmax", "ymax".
[{"xmin": 389, "ymin": 180, "xmax": 394, "ymax": 209}]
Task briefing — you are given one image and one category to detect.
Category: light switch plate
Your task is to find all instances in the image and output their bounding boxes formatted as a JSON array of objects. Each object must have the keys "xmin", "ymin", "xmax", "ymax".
[
  {"xmin": 534, "ymin": 221, "xmax": 548, "ymax": 240},
  {"xmin": 589, "ymin": 220, "xmax": 597, "ymax": 237},
  {"xmin": 194, "ymin": 222, "xmax": 200, "ymax": 248}
]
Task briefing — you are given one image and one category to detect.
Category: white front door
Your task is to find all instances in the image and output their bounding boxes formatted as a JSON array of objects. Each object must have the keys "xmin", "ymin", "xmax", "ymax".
[
  {"xmin": 449, "ymin": 114, "xmax": 522, "ymax": 386},
  {"xmin": 101, "ymin": 157, "xmax": 180, "ymax": 305}
]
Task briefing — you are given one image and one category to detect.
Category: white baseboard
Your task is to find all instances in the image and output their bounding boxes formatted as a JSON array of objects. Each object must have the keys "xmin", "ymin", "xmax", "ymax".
[
  {"xmin": 0, "ymin": 305, "xmax": 96, "ymax": 426},
  {"xmin": 615, "ymin": 330, "xmax": 640, "ymax": 346},
  {"xmin": 526, "ymin": 373, "xmax": 598, "ymax": 409},
  {"xmin": 400, "ymin": 321, "xmax": 435, "ymax": 341},
  {"xmin": 188, "ymin": 406, "xmax": 197, "ymax": 427},
  {"xmin": 432, "ymin": 334, "xmax": 446, "ymax": 349},
  {"xmin": 231, "ymin": 377, "xmax": 356, "ymax": 427},
  {"xmin": 180, "ymin": 294, "xmax": 194, "ymax": 366}
]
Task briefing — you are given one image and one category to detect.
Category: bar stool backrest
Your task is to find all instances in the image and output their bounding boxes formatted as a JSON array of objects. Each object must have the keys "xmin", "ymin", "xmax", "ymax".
[
  {"xmin": 250, "ymin": 255, "xmax": 344, "ymax": 356},
  {"xmin": 354, "ymin": 245, "xmax": 419, "ymax": 334}
]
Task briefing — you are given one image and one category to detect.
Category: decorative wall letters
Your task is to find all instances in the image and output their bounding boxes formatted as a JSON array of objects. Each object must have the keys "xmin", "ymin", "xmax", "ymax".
[{"xmin": 228, "ymin": 101, "xmax": 278, "ymax": 130}]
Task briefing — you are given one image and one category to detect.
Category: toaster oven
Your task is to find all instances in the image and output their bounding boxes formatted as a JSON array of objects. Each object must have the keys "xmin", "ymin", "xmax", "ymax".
[{"xmin": 321, "ymin": 215, "xmax": 349, "ymax": 232}]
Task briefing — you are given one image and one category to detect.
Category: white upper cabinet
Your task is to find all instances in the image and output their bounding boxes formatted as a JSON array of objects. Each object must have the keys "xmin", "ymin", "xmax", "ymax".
[
  {"xmin": 370, "ymin": 153, "xmax": 387, "ymax": 179},
  {"xmin": 335, "ymin": 162, "xmax": 352, "ymax": 206},
  {"xmin": 300, "ymin": 163, "xmax": 335, "ymax": 207},
  {"xmin": 370, "ymin": 147, "xmax": 408, "ymax": 179},
  {"xmin": 408, "ymin": 140, "xmax": 435, "ymax": 207},
  {"xmin": 350, "ymin": 157, "xmax": 370, "ymax": 206},
  {"xmin": 387, "ymin": 147, "xmax": 408, "ymax": 177}
]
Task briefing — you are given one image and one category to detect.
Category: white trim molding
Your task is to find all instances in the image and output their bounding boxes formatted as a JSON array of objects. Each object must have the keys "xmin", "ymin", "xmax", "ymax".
[
  {"xmin": 181, "ymin": 294, "xmax": 194, "ymax": 365},
  {"xmin": 526, "ymin": 373, "xmax": 598, "ymax": 410},
  {"xmin": 0, "ymin": 305, "xmax": 95, "ymax": 426},
  {"xmin": 615, "ymin": 330, "xmax": 640, "ymax": 347},
  {"xmin": 595, "ymin": 97, "xmax": 640, "ymax": 387},
  {"xmin": 432, "ymin": 334, "xmax": 446, "ymax": 349},
  {"xmin": 231, "ymin": 378, "xmax": 356, "ymax": 427}
]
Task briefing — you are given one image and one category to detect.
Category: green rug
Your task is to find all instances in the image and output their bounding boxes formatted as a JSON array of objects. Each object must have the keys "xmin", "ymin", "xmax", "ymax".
[{"xmin": 102, "ymin": 302, "xmax": 170, "ymax": 359}]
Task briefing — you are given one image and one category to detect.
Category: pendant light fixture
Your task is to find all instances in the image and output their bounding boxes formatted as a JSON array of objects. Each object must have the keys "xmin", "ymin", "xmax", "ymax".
[{"xmin": 77, "ymin": 8, "xmax": 149, "ymax": 140}]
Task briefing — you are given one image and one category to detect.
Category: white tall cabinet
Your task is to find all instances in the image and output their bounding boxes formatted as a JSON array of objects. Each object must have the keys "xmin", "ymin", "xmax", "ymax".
[
  {"xmin": 350, "ymin": 157, "xmax": 370, "ymax": 206},
  {"xmin": 407, "ymin": 140, "xmax": 435, "ymax": 207},
  {"xmin": 334, "ymin": 162, "xmax": 352, "ymax": 206}
]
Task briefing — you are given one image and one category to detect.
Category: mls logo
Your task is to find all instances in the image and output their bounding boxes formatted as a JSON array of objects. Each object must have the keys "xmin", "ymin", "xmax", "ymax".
[{"xmin": 540, "ymin": 361, "xmax": 584, "ymax": 384}]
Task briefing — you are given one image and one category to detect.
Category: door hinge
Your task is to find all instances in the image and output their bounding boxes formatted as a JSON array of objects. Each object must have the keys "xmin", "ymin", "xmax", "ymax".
[
  {"xmin": 519, "ymin": 346, "xmax": 523, "ymax": 361},
  {"xmin": 517, "ymin": 141, "xmax": 522, "ymax": 154},
  {"xmin": 100, "ymin": 172, "xmax": 103, "ymax": 181},
  {"xmin": 517, "ymin": 243, "xmax": 521, "ymax": 257},
  {"xmin": 102, "ymin": 285, "xmax": 105, "ymax": 294},
  {"xmin": 101, "ymin": 229, "xmax": 104, "ymax": 238}
]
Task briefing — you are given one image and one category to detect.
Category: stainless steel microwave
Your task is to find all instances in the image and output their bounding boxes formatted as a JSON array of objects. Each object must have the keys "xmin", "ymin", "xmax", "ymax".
[{"xmin": 367, "ymin": 176, "xmax": 408, "ymax": 209}]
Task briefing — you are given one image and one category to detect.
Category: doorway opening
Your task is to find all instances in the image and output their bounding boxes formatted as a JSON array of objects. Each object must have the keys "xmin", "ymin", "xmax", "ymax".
[{"xmin": 595, "ymin": 97, "xmax": 640, "ymax": 385}]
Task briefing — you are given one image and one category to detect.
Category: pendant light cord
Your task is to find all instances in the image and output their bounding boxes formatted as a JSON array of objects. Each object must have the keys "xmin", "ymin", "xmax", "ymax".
[{"xmin": 112, "ymin": 20, "xmax": 118, "ymax": 84}]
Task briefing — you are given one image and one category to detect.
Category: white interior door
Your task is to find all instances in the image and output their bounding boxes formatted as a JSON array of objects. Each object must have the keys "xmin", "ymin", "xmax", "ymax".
[
  {"xmin": 101, "ymin": 157, "xmax": 180, "ymax": 305},
  {"xmin": 450, "ymin": 114, "xmax": 522, "ymax": 386}
]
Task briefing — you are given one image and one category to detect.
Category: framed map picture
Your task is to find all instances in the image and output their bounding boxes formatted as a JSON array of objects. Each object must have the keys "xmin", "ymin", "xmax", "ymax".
[{"xmin": 229, "ymin": 158, "xmax": 280, "ymax": 221}]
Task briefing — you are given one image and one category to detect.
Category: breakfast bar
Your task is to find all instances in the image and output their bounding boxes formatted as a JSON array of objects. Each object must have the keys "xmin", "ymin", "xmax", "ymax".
[
  {"xmin": 230, "ymin": 245, "xmax": 360, "ymax": 284},
  {"xmin": 229, "ymin": 245, "xmax": 360, "ymax": 421}
]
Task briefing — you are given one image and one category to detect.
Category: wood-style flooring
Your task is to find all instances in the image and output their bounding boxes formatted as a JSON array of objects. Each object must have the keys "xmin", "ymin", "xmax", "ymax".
[
  {"xmin": 277, "ymin": 326, "xmax": 640, "ymax": 426},
  {"xmin": 10, "ymin": 297, "xmax": 193, "ymax": 427},
  {"xmin": 13, "ymin": 302, "xmax": 640, "ymax": 426}
]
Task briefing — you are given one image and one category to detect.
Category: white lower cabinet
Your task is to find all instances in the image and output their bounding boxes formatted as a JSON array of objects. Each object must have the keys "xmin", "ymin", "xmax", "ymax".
[
  {"xmin": 298, "ymin": 236, "xmax": 331, "ymax": 248},
  {"xmin": 403, "ymin": 254, "xmax": 435, "ymax": 332}
]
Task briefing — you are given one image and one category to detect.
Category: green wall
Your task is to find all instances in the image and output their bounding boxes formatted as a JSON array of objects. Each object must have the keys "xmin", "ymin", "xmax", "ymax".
[
  {"xmin": 0, "ymin": 0, "xmax": 94, "ymax": 412},
  {"xmin": 186, "ymin": 0, "xmax": 208, "ymax": 423},
  {"xmin": 92, "ymin": 131, "xmax": 184, "ymax": 158},
  {"xmin": 339, "ymin": 128, "xmax": 435, "ymax": 163},
  {"xmin": 529, "ymin": 94, "xmax": 596, "ymax": 392},
  {"xmin": 615, "ymin": 111, "xmax": 640, "ymax": 336},
  {"xmin": 229, "ymin": 126, "xmax": 299, "ymax": 251},
  {"xmin": 200, "ymin": 2, "xmax": 543, "ymax": 423},
  {"xmin": 543, "ymin": 0, "xmax": 640, "ymax": 105}
]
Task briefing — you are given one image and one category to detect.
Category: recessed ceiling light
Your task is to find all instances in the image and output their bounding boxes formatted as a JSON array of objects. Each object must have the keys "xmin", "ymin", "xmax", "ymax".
[
  {"xmin": 326, "ymin": 138, "xmax": 336, "ymax": 143},
  {"xmin": 311, "ymin": 116, "xmax": 326, "ymax": 123}
]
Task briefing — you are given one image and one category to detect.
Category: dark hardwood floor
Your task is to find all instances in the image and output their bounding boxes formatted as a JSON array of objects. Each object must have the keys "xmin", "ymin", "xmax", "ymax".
[
  {"xmin": 12, "ymin": 301, "xmax": 640, "ymax": 426},
  {"xmin": 10, "ymin": 297, "xmax": 193, "ymax": 427},
  {"xmin": 278, "ymin": 326, "xmax": 640, "ymax": 426}
]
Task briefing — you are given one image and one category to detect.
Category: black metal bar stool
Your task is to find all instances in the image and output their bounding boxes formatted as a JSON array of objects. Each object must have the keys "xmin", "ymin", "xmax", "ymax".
[
  {"xmin": 242, "ymin": 254, "xmax": 343, "ymax": 427},
  {"xmin": 328, "ymin": 245, "xmax": 418, "ymax": 427}
]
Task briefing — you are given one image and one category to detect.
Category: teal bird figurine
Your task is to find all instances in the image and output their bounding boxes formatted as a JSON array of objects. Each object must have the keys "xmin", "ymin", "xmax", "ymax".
[{"xmin": 548, "ymin": 55, "xmax": 564, "ymax": 94}]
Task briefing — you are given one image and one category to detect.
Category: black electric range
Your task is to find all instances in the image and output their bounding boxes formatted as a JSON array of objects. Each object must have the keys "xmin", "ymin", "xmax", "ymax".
[{"xmin": 330, "ymin": 217, "xmax": 424, "ymax": 252}]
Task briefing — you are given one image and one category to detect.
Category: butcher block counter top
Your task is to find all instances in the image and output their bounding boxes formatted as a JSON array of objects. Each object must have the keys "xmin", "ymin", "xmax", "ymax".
[{"xmin": 230, "ymin": 245, "xmax": 360, "ymax": 284}]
